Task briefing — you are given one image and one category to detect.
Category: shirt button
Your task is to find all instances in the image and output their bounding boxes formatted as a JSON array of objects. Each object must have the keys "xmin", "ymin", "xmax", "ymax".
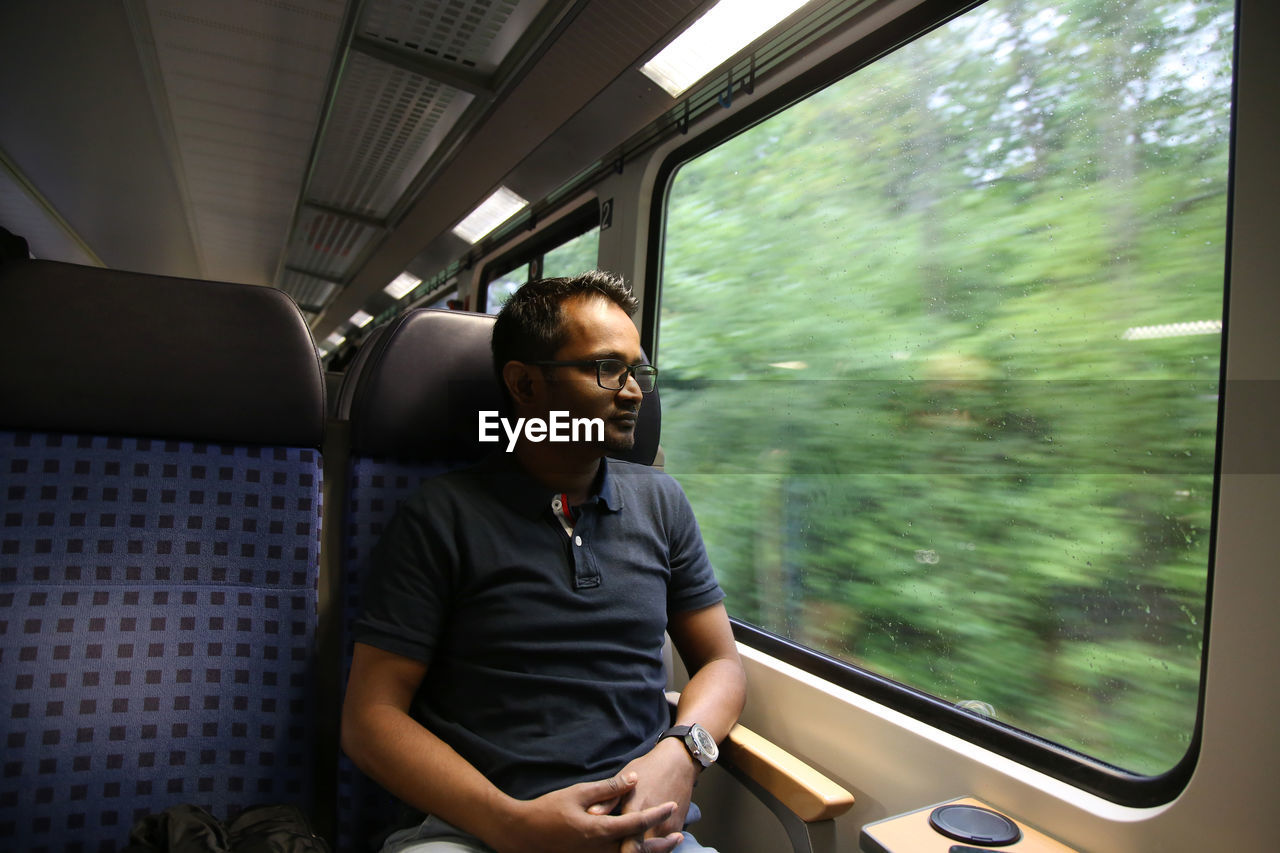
[{"xmin": 574, "ymin": 535, "xmax": 582, "ymax": 546}]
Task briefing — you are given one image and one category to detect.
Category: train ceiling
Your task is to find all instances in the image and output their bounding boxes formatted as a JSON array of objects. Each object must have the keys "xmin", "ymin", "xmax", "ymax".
[{"xmin": 0, "ymin": 0, "xmax": 881, "ymax": 341}]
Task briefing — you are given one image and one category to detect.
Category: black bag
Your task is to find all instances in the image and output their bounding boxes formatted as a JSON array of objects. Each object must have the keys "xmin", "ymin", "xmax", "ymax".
[{"xmin": 123, "ymin": 803, "xmax": 330, "ymax": 853}]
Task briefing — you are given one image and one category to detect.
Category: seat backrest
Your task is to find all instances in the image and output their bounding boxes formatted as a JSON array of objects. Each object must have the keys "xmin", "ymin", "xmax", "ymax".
[
  {"xmin": 0, "ymin": 260, "xmax": 326, "ymax": 851},
  {"xmin": 334, "ymin": 307, "xmax": 661, "ymax": 849},
  {"xmin": 334, "ymin": 308, "xmax": 498, "ymax": 850}
]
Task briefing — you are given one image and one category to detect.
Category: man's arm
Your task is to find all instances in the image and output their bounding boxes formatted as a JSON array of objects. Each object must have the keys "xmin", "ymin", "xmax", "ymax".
[
  {"xmin": 605, "ymin": 602, "xmax": 746, "ymax": 844},
  {"xmin": 666, "ymin": 601, "xmax": 747, "ymax": 746},
  {"xmin": 341, "ymin": 641, "xmax": 686, "ymax": 853}
]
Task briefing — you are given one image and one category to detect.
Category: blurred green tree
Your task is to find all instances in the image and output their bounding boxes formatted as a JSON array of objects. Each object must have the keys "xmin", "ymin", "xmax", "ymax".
[{"xmin": 657, "ymin": 0, "xmax": 1232, "ymax": 775}]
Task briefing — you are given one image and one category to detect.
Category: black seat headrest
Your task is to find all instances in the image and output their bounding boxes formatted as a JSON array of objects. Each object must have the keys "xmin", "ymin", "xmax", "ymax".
[
  {"xmin": 343, "ymin": 308, "xmax": 660, "ymax": 465},
  {"xmin": 345, "ymin": 309, "xmax": 500, "ymax": 461},
  {"xmin": 0, "ymin": 260, "xmax": 325, "ymax": 449}
]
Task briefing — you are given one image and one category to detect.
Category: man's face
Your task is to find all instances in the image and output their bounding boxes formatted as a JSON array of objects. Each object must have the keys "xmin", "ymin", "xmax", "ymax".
[{"xmin": 540, "ymin": 295, "xmax": 645, "ymax": 452}]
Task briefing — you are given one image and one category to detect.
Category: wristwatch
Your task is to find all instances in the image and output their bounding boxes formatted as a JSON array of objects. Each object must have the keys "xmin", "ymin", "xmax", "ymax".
[{"xmin": 659, "ymin": 723, "xmax": 719, "ymax": 768}]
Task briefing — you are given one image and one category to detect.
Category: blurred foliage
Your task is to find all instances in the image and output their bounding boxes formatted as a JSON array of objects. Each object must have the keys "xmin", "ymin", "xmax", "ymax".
[
  {"xmin": 488, "ymin": 226, "xmax": 601, "ymax": 312},
  {"xmin": 657, "ymin": 0, "xmax": 1233, "ymax": 775},
  {"xmin": 544, "ymin": 226, "xmax": 601, "ymax": 279}
]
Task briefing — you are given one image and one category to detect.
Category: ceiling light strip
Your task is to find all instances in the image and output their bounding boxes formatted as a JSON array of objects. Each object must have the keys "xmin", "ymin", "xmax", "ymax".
[
  {"xmin": 452, "ymin": 186, "xmax": 529, "ymax": 244},
  {"xmin": 641, "ymin": 0, "xmax": 814, "ymax": 97},
  {"xmin": 384, "ymin": 271, "xmax": 423, "ymax": 299}
]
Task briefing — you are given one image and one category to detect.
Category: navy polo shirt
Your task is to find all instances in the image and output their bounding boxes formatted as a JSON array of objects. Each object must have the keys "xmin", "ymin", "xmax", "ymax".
[{"xmin": 353, "ymin": 453, "xmax": 724, "ymax": 801}]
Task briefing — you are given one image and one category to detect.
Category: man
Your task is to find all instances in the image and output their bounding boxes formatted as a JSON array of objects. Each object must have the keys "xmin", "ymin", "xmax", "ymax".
[{"xmin": 341, "ymin": 271, "xmax": 746, "ymax": 853}]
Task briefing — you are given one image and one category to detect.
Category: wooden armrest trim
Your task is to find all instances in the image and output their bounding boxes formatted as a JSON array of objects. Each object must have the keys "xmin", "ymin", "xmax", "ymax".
[
  {"xmin": 666, "ymin": 690, "xmax": 854, "ymax": 822},
  {"xmin": 721, "ymin": 722, "xmax": 855, "ymax": 822}
]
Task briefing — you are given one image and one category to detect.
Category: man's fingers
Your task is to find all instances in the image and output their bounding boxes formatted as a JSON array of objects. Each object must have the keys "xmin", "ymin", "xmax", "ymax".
[
  {"xmin": 622, "ymin": 832, "xmax": 684, "ymax": 853},
  {"xmin": 580, "ymin": 770, "xmax": 638, "ymax": 807},
  {"xmin": 609, "ymin": 801, "xmax": 677, "ymax": 838},
  {"xmin": 642, "ymin": 833, "xmax": 685, "ymax": 853},
  {"xmin": 586, "ymin": 798, "xmax": 618, "ymax": 815},
  {"xmin": 586, "ymin": 768, "xmax": 637, "ymax": 794}
]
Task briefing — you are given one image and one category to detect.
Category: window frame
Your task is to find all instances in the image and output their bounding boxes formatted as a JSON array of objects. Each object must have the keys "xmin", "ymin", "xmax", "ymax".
[
  {"xmin": 478, "ymin": 201, "xmax": 600, "ymax": 313},
  {"xmin": 640, "ymin": 0, "xmax": 1233, "ymax": 807}
]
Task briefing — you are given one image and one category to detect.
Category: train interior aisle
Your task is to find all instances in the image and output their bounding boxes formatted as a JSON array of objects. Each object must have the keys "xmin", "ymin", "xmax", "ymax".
[{"xmin": 2, "ymin": 0, "xmax": 1278, "ymax": 851}]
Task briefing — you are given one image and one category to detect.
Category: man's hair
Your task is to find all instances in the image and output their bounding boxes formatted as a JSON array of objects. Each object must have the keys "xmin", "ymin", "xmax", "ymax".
[{"xmin": 490, "ymin": 270, "xmax": 639, "ymax": 383}]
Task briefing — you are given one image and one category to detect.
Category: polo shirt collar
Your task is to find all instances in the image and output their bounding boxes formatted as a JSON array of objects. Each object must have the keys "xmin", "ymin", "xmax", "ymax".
[
  {"xmin": 478, "ymin": 453, "xmax": 624, "ymax": 517},
  {"xmin": 593, "ymin": 457, "xmax": 622, "ymax": 512}
]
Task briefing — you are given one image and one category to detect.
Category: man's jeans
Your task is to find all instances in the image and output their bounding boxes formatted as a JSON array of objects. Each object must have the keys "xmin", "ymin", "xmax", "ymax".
[{"xmin": 382, "ymin": 808, "xmax": 718, "ymax": 853}]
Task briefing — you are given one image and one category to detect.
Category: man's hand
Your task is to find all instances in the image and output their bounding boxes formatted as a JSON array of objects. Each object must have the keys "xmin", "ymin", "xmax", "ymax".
[
  {"xmin": 493, "ymin": 770, "xmax": 684, "ymax": 853},
  {"xmin": 590, "ymin": 737, "xmax": 700, "ymax": 850}
]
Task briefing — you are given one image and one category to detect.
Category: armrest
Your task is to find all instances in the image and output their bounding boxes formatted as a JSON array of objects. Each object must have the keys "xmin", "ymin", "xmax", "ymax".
[
  {"xmin": 720, "ymin": 721, "xmax": 855, "ymax": 822},
  {"xmin": 666, "ymin": 692, "xmax": 854, "ymax": 852}
]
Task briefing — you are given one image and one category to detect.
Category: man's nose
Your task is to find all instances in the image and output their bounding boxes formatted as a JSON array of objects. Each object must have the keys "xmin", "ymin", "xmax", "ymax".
[{"xmin": 617, "ymin": 372, "xmax": 644, "ymax": 404}]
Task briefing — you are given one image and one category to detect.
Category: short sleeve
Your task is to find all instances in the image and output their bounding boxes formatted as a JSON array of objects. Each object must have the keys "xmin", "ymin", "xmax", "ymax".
[
  {"xmin": 353, "ymin": 484, "xmax": 458, "ymax": 663},
  {"xmin": 661, "ymin": 475, "xmax": 725, "ymax": 614}
]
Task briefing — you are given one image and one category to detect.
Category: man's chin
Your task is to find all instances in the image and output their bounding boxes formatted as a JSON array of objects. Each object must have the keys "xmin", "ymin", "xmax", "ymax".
[{"xmin": 603, "ymin": 425, "xmax": 637, "ymax": 453}]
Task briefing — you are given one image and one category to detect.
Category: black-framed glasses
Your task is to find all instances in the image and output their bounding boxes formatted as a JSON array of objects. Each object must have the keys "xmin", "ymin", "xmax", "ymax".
[{"xmin": 528, "ymin": 359, "xmax": 658, "ymax": 392}]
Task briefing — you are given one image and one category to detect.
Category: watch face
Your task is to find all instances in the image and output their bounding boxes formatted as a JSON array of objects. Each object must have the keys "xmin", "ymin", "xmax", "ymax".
[{"xmin": 691, "ymin": 725, "xmax": 718, "ymax": 760}]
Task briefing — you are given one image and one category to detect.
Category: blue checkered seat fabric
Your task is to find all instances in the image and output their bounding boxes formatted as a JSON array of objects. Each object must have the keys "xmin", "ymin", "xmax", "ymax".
[
  {"xmin": 0, "ymin": 261, "xmax": 326, "ymax": 853},
  {"xmin": 333, "ymin": 307, "xmax": 661, "ymax": 851}
]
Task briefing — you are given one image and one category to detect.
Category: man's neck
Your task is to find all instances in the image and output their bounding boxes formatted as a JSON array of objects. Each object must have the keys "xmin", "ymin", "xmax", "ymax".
[{"xmin": 512, "ymin": 443, "xmax": 603, "ymax": 505}]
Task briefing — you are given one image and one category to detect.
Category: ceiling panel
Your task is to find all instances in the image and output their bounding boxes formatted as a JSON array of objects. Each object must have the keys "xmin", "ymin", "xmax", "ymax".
[
  {"xmin": 141, "ymin": 0, "xmax": 346, "ymax": 284},
  {"xmin": 360, "ymin": 0, "xmax": 539, "ymax": 73},
  {"xmin": 280, "ymin": 266, "xmax": 340, "ymax": 313},
  {"xmin": 287, "ymin": 207, "xmax": 382, "ymax": 282},
  {"xmin": 318, "ymin": 0, "xmax": 708, "ymax": 332},
  {"xmin": 305, "ymin": 51, "xmax": 474, "ymax": 219},
  {"xmin": 281, "ymin": 0, "xmax": 558, "ymax": 312}
]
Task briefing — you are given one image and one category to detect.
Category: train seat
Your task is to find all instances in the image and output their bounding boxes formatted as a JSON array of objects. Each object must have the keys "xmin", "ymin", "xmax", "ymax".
[
  {"xmin": 0, "ymin": 260, "xmax": 326, "ymax": 851},
  {"xmin": 332, "ymin": 308, "xmax": 502, "ymax": 850}
]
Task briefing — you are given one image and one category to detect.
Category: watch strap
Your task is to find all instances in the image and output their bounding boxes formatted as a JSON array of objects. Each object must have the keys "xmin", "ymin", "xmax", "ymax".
[{"xmin": 660, "ymin": 723, "xmax": 716, "ymax": 768}]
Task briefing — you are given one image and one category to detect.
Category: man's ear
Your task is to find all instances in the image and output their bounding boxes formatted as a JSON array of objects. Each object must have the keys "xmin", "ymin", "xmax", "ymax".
[{"xmin": 501, "ymin": 360, "xmax": 541, "ymax": 407}]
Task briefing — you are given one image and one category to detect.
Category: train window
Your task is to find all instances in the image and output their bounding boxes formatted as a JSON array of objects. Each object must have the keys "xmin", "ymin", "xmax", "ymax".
[
  {"xmin": 485, "ymin": 225, "xmax": 601, "ymax": 312},
  {"xmin": 486, "ymin": 271, "xmax": 524, "ymax": 313},
  {"xmin": 424, "ymin": 288, "xmax": 457, "ymax": 310},
  {"xmin": 655, "ymin": 0, "xmax": 1233, "ymax": 790},
  {"xmin": 481, "ymin": 205, "xmax": 601, "ymax": 312},
  {"xmin": 542, "ymin": 225, "xmax": 601, "ymax": 279}
]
